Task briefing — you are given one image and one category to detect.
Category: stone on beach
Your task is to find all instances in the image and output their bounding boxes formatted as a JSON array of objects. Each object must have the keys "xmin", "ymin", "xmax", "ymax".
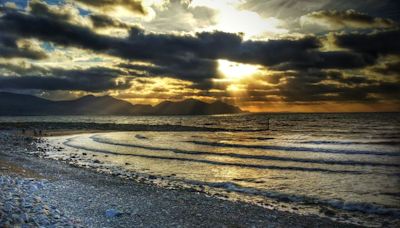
[
  {"xmin": 105, "ymin": 208, "xmax": 123, "ymax": 218},
  {"xmin": 0, "ymin": 175, "xmax": 79, "ymax": 227}
]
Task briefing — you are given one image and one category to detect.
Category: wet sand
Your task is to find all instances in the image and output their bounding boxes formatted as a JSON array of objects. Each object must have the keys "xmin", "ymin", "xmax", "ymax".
[{"xmin": 0, "ymin": 131, "xmax": 360, "ymax": 227}]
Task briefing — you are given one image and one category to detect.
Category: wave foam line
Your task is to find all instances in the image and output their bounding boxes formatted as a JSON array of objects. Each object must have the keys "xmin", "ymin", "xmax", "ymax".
[
  {"xmin": 187, "ymin": 141, "xmax": 400, "ymax": 157},
  {"xmin": 63, "ymin": 138, "xmax": 371, "ymax": 175},
  {"xmin": 91, "ymin": 136, "xmax": 400, "ymax": 168},
  {"xmin": 185, "ymin": 180, "xmax": 400, "ymax": 217}
]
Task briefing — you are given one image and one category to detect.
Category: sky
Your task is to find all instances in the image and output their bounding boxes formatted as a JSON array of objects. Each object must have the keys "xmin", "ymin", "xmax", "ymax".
[{"xmin": 0, "ymin": 0, "xmax": 399, "ymax": 112}]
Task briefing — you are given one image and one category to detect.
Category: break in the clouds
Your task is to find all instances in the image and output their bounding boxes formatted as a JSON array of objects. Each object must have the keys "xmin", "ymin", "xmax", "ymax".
[{"xmin": 0, "ymin": 0, "xmax": 399, "ymax": 112}]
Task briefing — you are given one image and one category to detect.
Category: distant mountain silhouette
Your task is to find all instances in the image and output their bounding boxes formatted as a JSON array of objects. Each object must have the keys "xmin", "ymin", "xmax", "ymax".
[
  {"xmin": 153, "ymin": 99, "xmax": 242, "ymax": 115},
  {"xmin": 0, "ymin": 92, "xmax": 243, "ymax": 115}
]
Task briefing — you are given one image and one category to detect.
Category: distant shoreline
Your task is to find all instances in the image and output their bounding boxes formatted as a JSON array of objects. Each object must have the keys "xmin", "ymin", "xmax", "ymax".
[
  {"xmin": 0, "ymin": 122, "xmax": 263, "ymax": 132},
  {"xmin": 1, "ymin": 112, "xmax": 400, "ymax": 118}
]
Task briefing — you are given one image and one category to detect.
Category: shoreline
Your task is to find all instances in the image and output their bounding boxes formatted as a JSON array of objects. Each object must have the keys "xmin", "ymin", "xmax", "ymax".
[{"xmin": 1, "ymin": 131, "xmax": 361, "ymax": 227}]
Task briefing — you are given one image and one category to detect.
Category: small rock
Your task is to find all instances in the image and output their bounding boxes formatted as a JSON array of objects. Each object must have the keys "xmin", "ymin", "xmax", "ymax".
[
  {"xmin": 321, "ymin": 208, "xmax": 336, "ymax": 217},
  {"xmin": 34, "ymin": 196, "xmax": 42, "ymax": 203},
  {"xmin": 30, "ymin": 185, "xmax": 39, "ymax": 192},
  {"xmin": 105, "ymin": 208, "xmax": 123, "ymax": 218},
  {"xmin": 21, "ymin": 213, "xmax": 29, "ymax": 222},
  {"xmin": 11, "ymin": 213, "xmax": 20, "ymax": 221}
]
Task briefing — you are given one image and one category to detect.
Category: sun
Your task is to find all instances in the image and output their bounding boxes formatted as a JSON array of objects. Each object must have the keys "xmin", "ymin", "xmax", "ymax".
[
  {"xmin": 190, "ymin": 0, "xmax": 287, "ymax": 39},
  {"xmin": 217, "ymin": 59, "xmax": 259, "ymax": 80}
]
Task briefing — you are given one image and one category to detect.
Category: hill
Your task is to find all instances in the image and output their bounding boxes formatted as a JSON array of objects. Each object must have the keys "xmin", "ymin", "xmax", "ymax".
[{"xmin": 0, "ymin": 92, "xmax": 242, "ymax": 115}]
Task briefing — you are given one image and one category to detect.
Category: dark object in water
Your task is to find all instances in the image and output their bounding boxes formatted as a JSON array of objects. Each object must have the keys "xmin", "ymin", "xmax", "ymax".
[{"xmin": 135, "ymin": 134, "xmax": 148, "ymax": 140}]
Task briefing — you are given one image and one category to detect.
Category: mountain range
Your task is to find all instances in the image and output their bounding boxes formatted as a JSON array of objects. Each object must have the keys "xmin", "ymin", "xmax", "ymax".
[{"xmin": 0, "ymin": 92, "xmax": 243, "ymax": 115}]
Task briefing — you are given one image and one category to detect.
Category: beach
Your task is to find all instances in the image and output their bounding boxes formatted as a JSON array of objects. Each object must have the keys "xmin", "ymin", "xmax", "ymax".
[
  {"xmin": 0, "ymin": 130, "xmax": 359, "ymax": 227},
  {"xmin": 1, "ymin": 113, "xmax": 399, "ymax": 227}
]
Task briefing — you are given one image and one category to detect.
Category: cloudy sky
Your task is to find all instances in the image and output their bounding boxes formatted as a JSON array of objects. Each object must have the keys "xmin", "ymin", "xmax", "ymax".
[{"xmin": 0, "ymin": 0, "xmax": 399, "ymax": 112}]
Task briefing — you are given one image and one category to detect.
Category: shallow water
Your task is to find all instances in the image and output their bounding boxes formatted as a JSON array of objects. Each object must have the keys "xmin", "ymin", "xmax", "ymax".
[{"xmin": 11, "ymin": 113, "xmax": 399, "ymax": 226}]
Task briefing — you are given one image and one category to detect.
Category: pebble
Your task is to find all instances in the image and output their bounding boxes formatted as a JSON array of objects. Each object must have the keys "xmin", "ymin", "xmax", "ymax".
[
  {"xmin": 0, "ymin": 175, "xmax": 81, "ymax": 227},
  {"xmin": 21, "ymin": 213, "xmax": 29, "ymax": 222},
  {"xmin": 105, "ymin": 208, "xmax": 123, "ymax": 218}
]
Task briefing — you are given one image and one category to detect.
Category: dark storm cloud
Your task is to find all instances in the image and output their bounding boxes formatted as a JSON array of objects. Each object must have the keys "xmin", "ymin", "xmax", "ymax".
[
  {"xmin": 29, "ymin": 0, "xmax": 72, "ymax": 21},
  {"xmin": 276, "ymin": 80, "xmax": 371, "ymax": 102},
  {"xmin": 334, "ymin": 29, "xmax": 400, "ymax": 56},
  {"xmin": 2, "ymin": 4, "xmax": 383, "ymax": 76},
  {"xmin": 0, "ymin": 9, "xmax": 114, "ymax": 51},
  {"xmin": 231, "ymin": 37, "xmax": 320, "ymax": 66},
  {"xmin": 115, "ymin": 29, "xmax": 245, "ymax": 61},
  {"xmin": 0, "ymin": 76, "xmax": 116, "ymax": 91},
  {"xmin": 119, "ymin": 57, "xmax": 218, "ymax": 81},
  {"xmin": 240, "ymin": 0, "xmax": 400, "ymax": 21},
  {"xmin": 75, "ymin": 0, "xmax": 145, "ymax": 15},
  {"xmin": 0, "ymin": 34, "xmax": 47, "ymax": 59},
  {"xmin": 89, "ymin": 14, "xmax": 131, "ymax": 29},
  {"xmin": 0, "ymin": 3, "xmax": 320, "ymax": 64},
  {"xmin": 0, "ymin": 6, "xmax": 325, "ymax": 82},
  {"xmin": 0, "ymin": 62, "xmax": 47, "ymax": 75},
  {"xmin": 322, "ymin": 0, "xmax": 400, "ymax": 21},
  {"xmin": 372, "ymin": 61, "xmax": 400, "ymax": 75},
  {"xmin": 329, "ymin": 74, "xmax": 377, "ymax": 85},
  {"xmin": 239, "ymin": 69, "xmax": 400, "ymax": 103},
  {"xmin": 271, "ymin": 51, "xmax": 376, "ymax": 71},
  {"xmin": 0, "ymin": 66, "xmax": 130, "ymax": 92},
  {"xmin": 115, "ymin": 32, "xmax": 326, "ymax": 82},
  {"xmin": 302, "ymin": 9, "xmax": 396, "ymax": 29},
  {"xmin": 29, "ymin": 0, "xmax": 131, "ymax": 30}
]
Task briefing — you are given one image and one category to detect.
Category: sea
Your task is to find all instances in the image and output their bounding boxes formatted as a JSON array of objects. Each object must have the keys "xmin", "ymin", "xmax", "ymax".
[{"xmin": 2, "ymin": 113, "xmax": 399, "ymax": 226}]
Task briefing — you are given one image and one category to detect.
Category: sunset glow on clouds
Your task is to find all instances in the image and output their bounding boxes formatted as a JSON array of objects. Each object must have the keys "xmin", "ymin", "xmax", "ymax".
[{"xmin": 0, "ymin": 0, "xmax": 399, "ymax": 112}]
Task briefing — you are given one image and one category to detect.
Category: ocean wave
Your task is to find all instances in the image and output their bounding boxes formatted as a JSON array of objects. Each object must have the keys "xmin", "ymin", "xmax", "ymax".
[
  {"xmin": 187, "ymin": 140, "xmax": 400, "ymax": 157},
  {"xmin": 63, "ymin": 138, "xmax": 371, "ymax": 175},
  {"xmin": 186, "ymin": 180, "xmax": 400, "ymax": 217},
  {"xmin": 300, "ymin": 140, "xmax": 400, "ymax": 146},
  {"xmin": 246, "ymin": 137, "xmax": 275, "ymax": 140},
  {"xmin": 90, "ymin": 136, "xmax": 400, "ymax": 168}
]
